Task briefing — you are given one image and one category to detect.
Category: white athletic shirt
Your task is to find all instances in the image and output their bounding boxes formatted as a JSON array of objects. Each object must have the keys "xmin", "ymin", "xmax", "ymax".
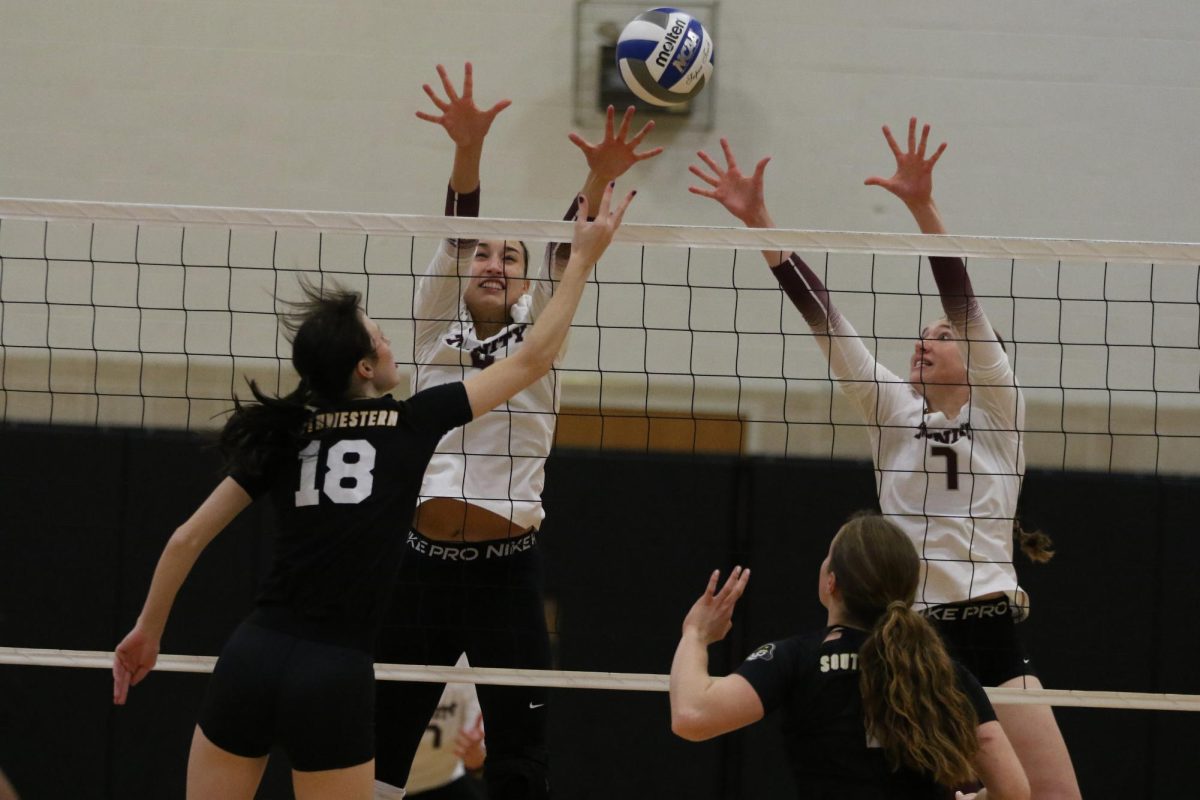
[
  {"xmin": 374, "ymin": 656, "xmax": 482, "ymax": 798},
  {"xmin": 772, "ymin": 255, "xmax": 1028, "ymax": 616},
  {"xmin": 412, "ymin": 238, "xmax": 566, "ymax": 531}
]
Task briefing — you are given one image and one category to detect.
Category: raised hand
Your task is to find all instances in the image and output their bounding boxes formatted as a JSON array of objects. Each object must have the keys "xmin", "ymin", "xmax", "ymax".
[
  {"xmin": 569, "ymin": 181, "xmax": 636, "ymax": 267},
  {"xmin": 568, "ymin": 105, "xmax": 664, "ymax": 184},
  {"xmin": 864, "ymin": 116, "xmax": 947, "ymax": 209},
  {"xmin": 688, "ymin": 138, "xmax": 772, "ymax": 228},
  {"xmin": 113, "ymin": 625, "xmax": 159, "ymax": 705},
  {"xmin": 681, "ymin": 566, "xmax": 751, "ymax": 645},
  {"xmin": 416, "ymin": 62, "xmax": 511, "ymax": 150}
]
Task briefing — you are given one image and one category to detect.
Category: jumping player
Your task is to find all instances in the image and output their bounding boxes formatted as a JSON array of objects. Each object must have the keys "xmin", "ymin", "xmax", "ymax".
[
  {"xmin": 111, "ymin": 180, "xmax": 634, "ymax": 800},
  {"xmin": 373, "ymin": 63, "xmax": 661, "ymax": 800},
  {"xmin": 687, "ymin": 119, "xmax": 1079, "ymax": 798},
  {"xmin": 669, "ymin": 513, "xmax": 1030, "ymax": 799}
]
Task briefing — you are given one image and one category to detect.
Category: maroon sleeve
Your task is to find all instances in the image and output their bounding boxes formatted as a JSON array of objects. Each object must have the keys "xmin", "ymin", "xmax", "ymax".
[
  {"xmin": 547, "ymin": 195, "xmax": 584, "ymax": 269},
  {"xmin": 445, "ymin": 184, "xmax": 480, "ymax": 218},
  {"xmin": 769, "ymin": 253, "xmax": 836, "ymax": 331},
  {"xmin": 445, "ymin": 184, "xmax": 481, "ymax": 251},
  {"xmin": 928, "ymin": 256, "xmax": 975, "ymax": 326}
]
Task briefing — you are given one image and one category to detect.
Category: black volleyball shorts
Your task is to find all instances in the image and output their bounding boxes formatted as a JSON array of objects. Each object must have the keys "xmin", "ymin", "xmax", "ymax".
[{"xmin": 197, "ymin": 615, "xmax": 375, "ymax": 771}]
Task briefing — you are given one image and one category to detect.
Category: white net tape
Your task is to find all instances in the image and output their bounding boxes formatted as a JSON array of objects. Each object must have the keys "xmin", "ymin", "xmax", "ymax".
[
  {"xmin": 2, "ymin": 647, "xmax": 1197, "ymax": 711},
  {"xmin": 4, "ymin": 197, "xmax": 1200, "ymax": 263}
]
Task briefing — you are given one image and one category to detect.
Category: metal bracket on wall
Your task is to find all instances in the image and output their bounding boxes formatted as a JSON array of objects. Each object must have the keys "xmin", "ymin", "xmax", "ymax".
[{"xmin": 573, "ymin": 0, "xmax": 718, "ymax": 131}]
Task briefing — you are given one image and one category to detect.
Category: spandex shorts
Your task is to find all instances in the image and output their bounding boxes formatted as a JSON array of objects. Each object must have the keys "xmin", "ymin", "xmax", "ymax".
[
  {"xmin": 197, "ymin": 614, "xmax": 375, "ymax": 771},
  {"xmin": 922, "ymin": 595, "xmax": 1037, "ymax": 687}
]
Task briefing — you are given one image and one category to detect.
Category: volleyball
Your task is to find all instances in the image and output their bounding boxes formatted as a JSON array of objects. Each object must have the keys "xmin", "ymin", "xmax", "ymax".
[{"xmin": 615, "ymin": 8, "xmax": 714, "ymax": 107}]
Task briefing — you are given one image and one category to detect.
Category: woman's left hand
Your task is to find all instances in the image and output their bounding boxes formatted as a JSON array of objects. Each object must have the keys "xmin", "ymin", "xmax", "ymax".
[
  {"xmin": 568, "ymin": 105, "xmax": 664, "ymax": 183},
  {"xmin": 113, "ymin": 625, "xmax": 160, "ymax": 705},
  {"xmin": 681, "ymin": 566, "xmax": 751, "ymax": 645}
]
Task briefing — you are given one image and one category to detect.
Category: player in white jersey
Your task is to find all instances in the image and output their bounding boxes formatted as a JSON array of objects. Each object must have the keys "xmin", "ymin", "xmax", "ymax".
[
  {"xmin": 375, "ymin": 63, "xmax": 662, "ymax": 800},
  {"xmin": 688, "ymin": 119, "xmax": 1080, "ymax": 798}
]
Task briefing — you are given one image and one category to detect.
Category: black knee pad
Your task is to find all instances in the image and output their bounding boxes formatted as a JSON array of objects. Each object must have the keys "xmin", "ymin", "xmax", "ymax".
[{"xmin": 484, "ymin": 745, "xmax": 550, "ymax": 800}]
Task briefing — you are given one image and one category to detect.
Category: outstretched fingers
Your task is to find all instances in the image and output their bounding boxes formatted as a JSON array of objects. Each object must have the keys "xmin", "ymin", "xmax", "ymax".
[
  {"xmin": 629, "ymin": 121, "xmax": 664, "ymax": 160},
  {"xmin": 421, "ymin": 83, "xmax": 449, "ymax": 112},
  {"xmin": 461, "ymin": 61, "xmax": 474, "ymax": 100},
  {"xmin": 752, "ymin": 156, "xmax": 771, "ymax": 182},
  {"xmin": 566, "ymin": 131, "xmax": 592, "ymax": 154},
  {"xmin": 703, "ymin": 568, "xmax": 721, "ymax": 598},
  {"xmin": 719, "ymin": 137, "xmax": 739, "ymax": 170},
  {"xmin": 716, "ymin": 565, "xmax": 750, "ymax": 605},
  {"xmin": 880, "ymin": 124, "xmax": 902, "ymax": 160},
  {"xmin": 688, "ymin": 163, "xmax": 719, "ymax": 187},
  {"xmin": 928, "ymin": 140, "xmax": 947, "ymax": 167},
  {"xmin": 695, "ymin": 149, "xmax": 724, "ymax": 177},
  {"xmin": 917, "ymin": 121, "xmax": 931, "ymax": 159},
  {"xmin": 610, "ymin": 186, "xmax": 636, "ymax": 227},
  {"xmin": 436, "ymin": 63, "xmax": 460, "ymax": 103},
  {"xmin": 616, "ymin": 105, "xmax": 635, "ymax": 141},
  {"xmin": 486, "ymin": 98, "xmax": 513, "ymax": 120}
]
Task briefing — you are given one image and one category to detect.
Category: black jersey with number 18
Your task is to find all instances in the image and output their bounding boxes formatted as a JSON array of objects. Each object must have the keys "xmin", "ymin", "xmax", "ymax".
[{"xmin": 229, "ymin": 382, "xmax": 473, "ymax": 653}]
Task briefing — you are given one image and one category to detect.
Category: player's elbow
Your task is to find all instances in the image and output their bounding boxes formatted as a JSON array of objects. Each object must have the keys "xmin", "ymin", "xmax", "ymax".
[
  {"xmin": 670, "ymin": 706, "xmax": 718, "ymax": 742},
  {"xmin": 167, "ymin": 523, "xmax": 205, "ymax": 555},
  {"xmin": 514, "ymin": 343, "xmax": 556, "ymax": 379}
]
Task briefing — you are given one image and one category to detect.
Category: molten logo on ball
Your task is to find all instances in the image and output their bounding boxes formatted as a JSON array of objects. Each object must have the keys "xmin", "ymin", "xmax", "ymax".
[{"xmin": 616, "ymin": 7, "xmax": 715, "ymax": 107}]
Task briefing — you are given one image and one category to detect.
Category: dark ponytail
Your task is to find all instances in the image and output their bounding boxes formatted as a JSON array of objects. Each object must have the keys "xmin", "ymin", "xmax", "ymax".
[
  {"xmin": 220, "ymin": 281, "xmax": 374, "ymax": 478},
  {"xmin": 831, "ymin": 513, "xmax": 980, "ymax": 787}
]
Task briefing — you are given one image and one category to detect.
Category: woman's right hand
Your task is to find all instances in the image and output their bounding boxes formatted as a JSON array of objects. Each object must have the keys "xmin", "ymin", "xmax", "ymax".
[
  {"xmin": 688, "ymin": 138, "xmax": 772, "ymax": 228},
  {"xmin": 681, "ymin": 566, "xmax": 751, "ymax": 645},
  {"xmin": 113, "ymin": 625, "xmax": 160, "ymax": 705},
  {"xmin": 863, "ymin": 116, "xmax": 947, "ymax": 210},
  {"xmin": 415, "ymin": 62, "xmax": 511, "ymax": 150},
  {"xmin": 568, "ymin": 181, "xmax": 636, "ymax": 269}
]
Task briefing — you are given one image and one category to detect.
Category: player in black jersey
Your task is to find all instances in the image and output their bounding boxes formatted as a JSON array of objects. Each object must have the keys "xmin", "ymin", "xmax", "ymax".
[
  {"xmin": 669, "ymin": 513, "xmax": 1029, "ymax": 800},
  {"xmin": 110, "ymin": 182, "xmax": 634, "ymax": 800}
]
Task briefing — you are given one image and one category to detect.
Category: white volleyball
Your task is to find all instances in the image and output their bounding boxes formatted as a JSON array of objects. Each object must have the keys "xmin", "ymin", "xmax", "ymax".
[{"xmin": 615, "ymin": 8, "xmax": 714, "ymax": 107}]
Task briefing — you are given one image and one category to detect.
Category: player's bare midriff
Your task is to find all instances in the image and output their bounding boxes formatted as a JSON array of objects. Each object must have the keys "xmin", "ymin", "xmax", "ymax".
[{"xmin": 413, "ymin": 497, "xmax": 532, "ymax": 542}]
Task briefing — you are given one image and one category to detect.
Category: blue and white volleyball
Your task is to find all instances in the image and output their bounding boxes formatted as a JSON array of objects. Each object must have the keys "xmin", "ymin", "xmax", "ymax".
[{"xmin": 615, "ymin": 8, "xmax": 714, "ymax": 107}]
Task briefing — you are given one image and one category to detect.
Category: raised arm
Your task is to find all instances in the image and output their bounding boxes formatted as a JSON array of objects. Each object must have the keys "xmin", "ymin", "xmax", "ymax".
[
  {"xmin": 669, "ymin": 567, "xmax": 762, "ymax": 741},
  {"xmin": 112, "ymin": 477, "xmax": 252, "ymax": 705},
  {"xmin": 413, "ymin": 63, "xmax": 512, "ymax": 354},
  {"xmin": 689, "ymin": 139, "xmax": 907, "ymax": 419},
  {"xmin": 462, "ymin": 182, "xmax": 635, "ymax": 418},
  {"xmin": 867, "ymin": 118, "xmax": 1018, "ymax": 418},
  {"xmin": 416, "ymin": 61, "xmax": 511, "ymax": 199}
]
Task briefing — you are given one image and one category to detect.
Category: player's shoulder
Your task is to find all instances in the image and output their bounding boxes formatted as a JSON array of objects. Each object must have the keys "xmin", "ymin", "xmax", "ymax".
[{"xmin": 744, "ymin": 630, "xmax": 821, "ymax": 667}]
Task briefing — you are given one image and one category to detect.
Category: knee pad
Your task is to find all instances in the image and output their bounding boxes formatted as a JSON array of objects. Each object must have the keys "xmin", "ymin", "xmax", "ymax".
[{"xmin": 484, "ymin": 745, "xmax": 549, "ymax": 800}]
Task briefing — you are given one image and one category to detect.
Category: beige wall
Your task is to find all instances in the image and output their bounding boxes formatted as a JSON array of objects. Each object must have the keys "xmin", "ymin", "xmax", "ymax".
[{"xmin": 1, "ymin": 1, "xmax": 1198, "ymax": 472}]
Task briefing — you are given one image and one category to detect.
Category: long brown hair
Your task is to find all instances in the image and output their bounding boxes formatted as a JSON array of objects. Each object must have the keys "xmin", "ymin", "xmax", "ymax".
[{"xmin": 830, "ymin": 513, "xmax": 980, "ymax": 786}]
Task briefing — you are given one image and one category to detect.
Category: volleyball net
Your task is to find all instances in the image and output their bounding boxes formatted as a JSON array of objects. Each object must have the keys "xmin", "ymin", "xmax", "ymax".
[
  {"xmin": 0, "ymin": 197, "xmax": 1198, "ymax": 714},
  {"xmin": 2, "ymin": 198, "xmax": 1197, "ymax": 472}
]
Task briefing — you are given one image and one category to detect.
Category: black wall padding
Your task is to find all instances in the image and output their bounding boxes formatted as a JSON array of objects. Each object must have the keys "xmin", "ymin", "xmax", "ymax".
[{"xmin": 0, "ymin": 426, "xmax": 1196, "ymax": 799}]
